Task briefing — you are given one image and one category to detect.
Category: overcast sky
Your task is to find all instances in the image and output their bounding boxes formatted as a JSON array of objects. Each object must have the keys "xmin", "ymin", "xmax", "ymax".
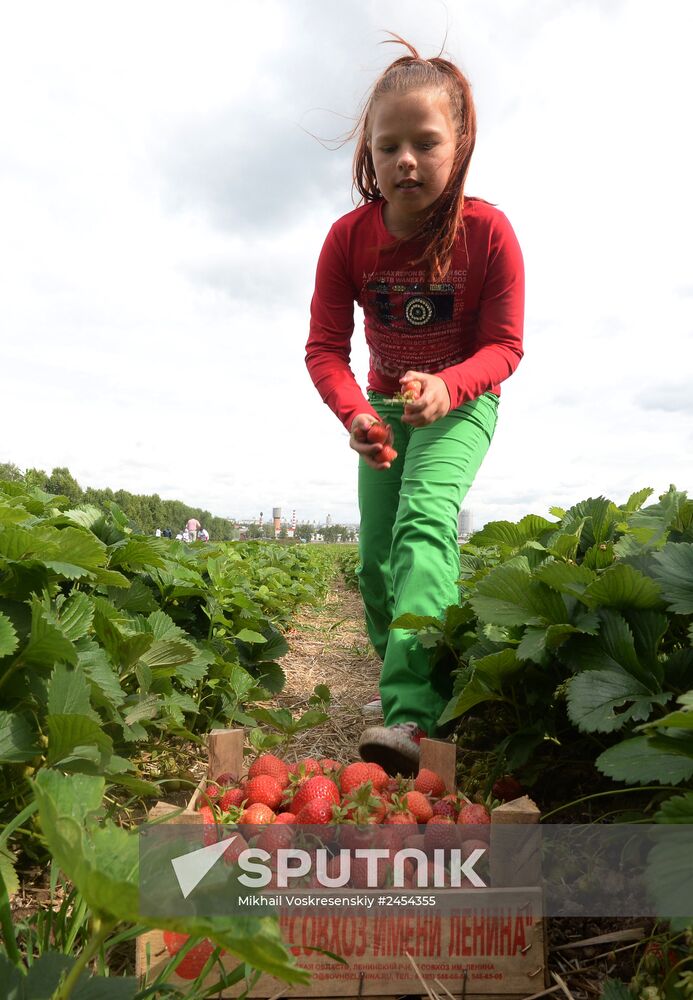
[{"xmin": 1, "ymin": 0, "xmax": 691, "ymax": 528}]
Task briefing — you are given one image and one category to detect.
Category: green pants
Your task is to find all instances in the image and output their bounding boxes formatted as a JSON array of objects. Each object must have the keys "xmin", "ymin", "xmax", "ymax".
[{"xmin": 357, "ymin": 390, "xmax": 499, "ymax": 735}]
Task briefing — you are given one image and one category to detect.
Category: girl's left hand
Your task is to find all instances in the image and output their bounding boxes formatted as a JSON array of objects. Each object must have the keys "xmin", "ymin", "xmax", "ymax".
[{"xmin": 399, "ymin": 370, "xmax": 451, "ymax": 426}]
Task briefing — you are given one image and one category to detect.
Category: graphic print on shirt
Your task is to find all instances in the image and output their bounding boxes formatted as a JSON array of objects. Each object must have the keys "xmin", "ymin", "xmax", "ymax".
[{"xmin": 363, "ymin": 267, "xmax": 470, "ymax": 380}]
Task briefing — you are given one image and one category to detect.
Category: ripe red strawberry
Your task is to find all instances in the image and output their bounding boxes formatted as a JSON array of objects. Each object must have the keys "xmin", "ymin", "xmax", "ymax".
[
  {"xmin": 198, "ymin": 804, "xmax": 218, "ymax": 846},
  {"xmin": 248, "ymin": 753, "xmax": 290, "ymax": 789},
  {"xmin": 337, "ymin": 822, "xmax": 378, "ymax": 851},
  {"xmin": 274, "ymin": 811, "xmax": 297, "ymax": 824},
  {"xmin": 163, "ymin": 932, "xmax": 219, "ymax": 980},
  {"xmin": 369, "ymin": 793, "xmax": 389, "ymax": 824},
  {"xmin": 642, "ymin": 940, "xmax": 679, "ymax": 970},
  {"xmin": 288, "ymin": 757, "xmax": 322, "ymax": 777},
  {"xmin": 401, "ymin": 379, "xmax": 422, "ymax": 401},
  {"xmin": 414, "ymin": 768, "xmax": 446, "ymax": 798},
  {"xmin": 318, "ymin": 758, "xmax": 342, "ymax": 777},
  {"xmin": 458, "ymin": 803, "xmax": 491, "ymax": 826},
  {"xmin": 287, "ymin": 758, "xmax": 322, "ymax": 788},
  {"xmin": 432, "ymin": 798, "xmax": 457, "ymax": 820},
  {"xmin": 256, "ymin": 823, "xmax": 295, "ymax": 852},
  {"xmin": 291, "ymin": 775, "xmax": 340, "ymax": 815},
  {"xmin": 424, "ymin": 815, "xmax": 458, "ymax": 851},
  {"xmin": 201, "ymin": 781, "xmax": 221, "ymax": 801},
  {"xmin": 340, "ymin": 762, "xmax": 372, "ymax": 795},
  {"xmin": 366, "ymin": 421, "xmax": 391, "ymax": 444},
  {"xmin": 343, "ymin": 785, "xmax": 388, "ymax": 824},
  {"xmin": 384, "ymin": 808, "xmax": 416, "ymax": 826},
  {"xmin": 381, "ymin": 775, "xmax": 411, "ymax": 802},
  {"xmin": 222, "ymin": 834, "xmax": 245, "ymax": 866},
  {"xmin": 380, "ymin": 823, "xmax": 410, "ymax": 854},
  {"xmin": 296, "ymin": 798, "xmax": 336, "ymax": 825},
  {"xmin": 239, "ymin": 803, "xmax": 276, "ymax": 825},
  {"xmin": 214, "ymin": 771, "xmax": 238, "ymax": 787},
  {"xmin": 244, "ymin": 775, "xmax": 284, "ymax": 811},
  {"xmin": 364, "ymin": 763, "xmax": 389, "ymax": 792},
  {"xmin": 219, "ymin": 787, "xmax": 245, "ymax": 812},
  {"xmin": 461, "ymin": 838, "xmax": 490, "ymax": 858},
  {"xmin": 378, "ymin": 445, "xmax": 397, "ymax": 463},
  {"xmin": 403, "ymin": 791, "xmax": 433, "ymax": 824},
  {"xmin": 402, "ymin": 833, "xmax": 427, "ymax": 852},
  {"xmin": 344, "ymin": 854, "xmax": 389, "ymax": 889},
  {"xmin": 492, "ymin": 775, "xmax": 523, "ymax": 802}
]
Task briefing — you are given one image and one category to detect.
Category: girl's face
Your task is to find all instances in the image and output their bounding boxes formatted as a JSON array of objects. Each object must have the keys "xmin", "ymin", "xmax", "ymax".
[{"xmin": 368, "ymin": 88, "xmax": 457, "ymax": 237}]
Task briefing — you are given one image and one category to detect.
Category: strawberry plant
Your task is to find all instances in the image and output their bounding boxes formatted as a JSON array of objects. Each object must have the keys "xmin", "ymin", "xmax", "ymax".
[
  {"xmin": 0, "ymin": 770, "xmax": 308, "ymax": 998},
  {"xmin": 0, "ymin": 476, "xmax": 342, "ymax": 991},
  {"xmin": 0, "ymin": 480, "xmax": 333, "ymax": 830},
  {"xmin": 393, "ymin": 485, "xmax": 693, "ymax": 809}
]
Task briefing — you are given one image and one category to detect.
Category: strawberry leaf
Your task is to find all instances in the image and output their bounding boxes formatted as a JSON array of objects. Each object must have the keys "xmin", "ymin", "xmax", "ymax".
[
  {"xmin": 651, "ymin": 542, "xmax": 693, "ymax": 613},
  {"xmin": 596, "ymin": 736, "xmax": 693, "ymax": 784},
  {"xmin": 0, "ymin": 711, "xmax": 38, "ymax": 763},
  {"xmin": 0, "ymin": 610, "xmax": 18, "ymax": 657},
  {"xmin": 582, "ymin": 564, "xmax": 662, "ymax": 610},
  {"xmin": 567, "ymin": 668, "xmax": 670, "ymax": 733}
]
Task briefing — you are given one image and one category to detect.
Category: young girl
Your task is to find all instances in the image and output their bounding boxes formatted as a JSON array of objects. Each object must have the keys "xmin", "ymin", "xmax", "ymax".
[{"xmin": 305, "ymin": 38, "xmax": 525, "ymax": 775}]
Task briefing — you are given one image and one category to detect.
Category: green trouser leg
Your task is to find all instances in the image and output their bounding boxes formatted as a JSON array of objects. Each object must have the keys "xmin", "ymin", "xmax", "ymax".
[{"xmin": 357, "ymin": 391, "xmax": 499, "ymax": 735}]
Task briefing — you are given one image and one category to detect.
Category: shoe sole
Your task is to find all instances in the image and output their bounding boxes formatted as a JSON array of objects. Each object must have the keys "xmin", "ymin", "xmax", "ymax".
[{"xmin": 358, "ymin": 734, "xmax": 419, "ymax": 777}]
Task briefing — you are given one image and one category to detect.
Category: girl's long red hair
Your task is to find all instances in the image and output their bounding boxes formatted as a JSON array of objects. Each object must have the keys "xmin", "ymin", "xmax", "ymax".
[{"xmin": 351, "ymin": 35, "xmax": 477, "ymax": 281}]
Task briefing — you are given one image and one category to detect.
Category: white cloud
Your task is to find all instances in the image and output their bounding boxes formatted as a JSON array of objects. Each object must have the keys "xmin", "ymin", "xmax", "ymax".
[{"xmin": 1, "ymin": 0, "xmax": 691, "ymax": 527}]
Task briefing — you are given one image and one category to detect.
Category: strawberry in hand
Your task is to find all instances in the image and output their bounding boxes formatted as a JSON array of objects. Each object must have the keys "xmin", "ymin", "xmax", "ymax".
[
  {"xmin": 401, "ymin": 378, "xmax": 422, "ymax": 401},
  {"xmin": 350, "ymin": 414, "xmax": 398, "ymax": 469},
  {"xmin": 398, "ymin": 370, "xmax": 451, "ymax": 426},
  {"xmin": 365, "ymin": 421, "xmax": 391, "ymax": 445}
]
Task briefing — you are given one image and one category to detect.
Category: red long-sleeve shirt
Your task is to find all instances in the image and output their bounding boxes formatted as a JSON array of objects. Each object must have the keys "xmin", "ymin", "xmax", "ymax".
[{"xmin": 306, "ymin": 197, "xmax": 525, "ymax": 430}]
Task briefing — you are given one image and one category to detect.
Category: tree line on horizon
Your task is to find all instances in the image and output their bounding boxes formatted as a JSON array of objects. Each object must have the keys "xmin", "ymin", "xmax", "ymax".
[{"xmin": 0, "ymin": 461, "xmax": 236, "ymax": 540}]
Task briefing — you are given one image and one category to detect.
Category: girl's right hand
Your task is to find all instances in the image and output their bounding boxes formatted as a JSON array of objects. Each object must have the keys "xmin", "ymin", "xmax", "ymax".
[{"xmin": 349, "ymin": 414, "xmax": 395, "ymax": 469}]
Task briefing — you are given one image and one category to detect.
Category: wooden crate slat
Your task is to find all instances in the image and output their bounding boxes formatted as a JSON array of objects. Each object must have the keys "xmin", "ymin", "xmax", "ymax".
[
  {"xmin": 418, "ymin": 739, "xmax": 457, "ymax": 793},
  {"xmin": 490, "ymin": 797, "xmax": 541, "ymax": 889}
]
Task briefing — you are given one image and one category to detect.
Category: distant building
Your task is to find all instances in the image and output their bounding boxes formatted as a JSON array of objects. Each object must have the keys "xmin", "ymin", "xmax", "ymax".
[{"xmin": 458, "ymin": 508, "xmax": 474, "ymax": 541}]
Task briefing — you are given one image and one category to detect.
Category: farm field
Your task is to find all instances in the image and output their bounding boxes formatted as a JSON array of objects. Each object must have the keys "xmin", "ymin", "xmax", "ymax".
[{"xmin": 1, "ymin": 478, "xmax": 692, "ymax": 998}]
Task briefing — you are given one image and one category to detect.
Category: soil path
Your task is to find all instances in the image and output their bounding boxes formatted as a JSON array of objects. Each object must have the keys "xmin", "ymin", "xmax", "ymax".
[{"xmin": 276, "ymin": 576, "xmax": 382, "ymax": 763}]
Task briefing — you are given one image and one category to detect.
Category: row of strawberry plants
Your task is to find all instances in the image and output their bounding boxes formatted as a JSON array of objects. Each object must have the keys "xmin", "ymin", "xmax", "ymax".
[
  {"xmin": 0, "ymin": 478, "xmax": 335, "ymax": 880},
  {"xmin": 396, "ymin": 486, "xmax": 693, "ymax": 815},
  {"xmin": 0, "ymin": 479, "xmax": 341, "ymax": 997}
]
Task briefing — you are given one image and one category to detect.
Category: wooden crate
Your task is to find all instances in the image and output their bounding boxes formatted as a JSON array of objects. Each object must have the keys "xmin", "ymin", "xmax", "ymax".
[{"xmin": 137, "ymin": 729, "xmax": 547, "ymax": 998}]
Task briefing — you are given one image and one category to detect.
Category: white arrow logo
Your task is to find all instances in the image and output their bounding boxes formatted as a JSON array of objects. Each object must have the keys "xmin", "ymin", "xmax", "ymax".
[{"xmin": 171, "ymin": 836, "xmax": 238, "ymax": 899}]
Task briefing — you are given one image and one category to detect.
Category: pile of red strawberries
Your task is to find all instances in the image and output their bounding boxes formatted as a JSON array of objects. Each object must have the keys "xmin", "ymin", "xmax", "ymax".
[
  {"xmin": 163, "ymin": 755, "xmax": 523, "ymax": 978},
  {"xmin": 194, "ymin": 753, "xmax": 521, "ymax": 838}
]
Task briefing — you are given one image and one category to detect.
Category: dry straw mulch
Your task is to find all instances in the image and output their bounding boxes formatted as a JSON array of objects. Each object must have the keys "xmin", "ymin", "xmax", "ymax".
[{"xmin": 275, "ymin": 578, "xmax": 381, "ymax": 763}]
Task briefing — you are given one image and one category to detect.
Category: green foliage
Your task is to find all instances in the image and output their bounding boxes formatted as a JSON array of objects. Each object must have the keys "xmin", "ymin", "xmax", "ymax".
[
  {"xmin": 337, "ymin": 546, "xmax": 359, "ymax": 590},
  {"xmin": 395, "ymin": 486, "xmax": 693, "ymax": 791},
  {"xmin": 0, "ymin": 480, "xmax": 333, "ymax": 867},
  {"xmin": 0, "ymin": 479, "xmax": 340, "ymax": 993},
  {"xmin": 1, "ymin": 771, "xmax": 306, "ymax": 999},
  {"xmin": 248, "ymin": 684, "xmax": 331, "ymax": 752}
]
